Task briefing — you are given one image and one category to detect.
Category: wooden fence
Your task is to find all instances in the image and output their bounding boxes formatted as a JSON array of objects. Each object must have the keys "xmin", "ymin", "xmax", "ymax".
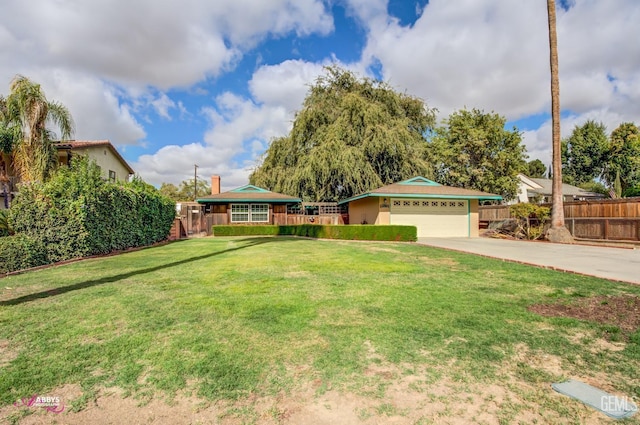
[
  {"xmin": 479, "ymin": 198, "xmax": 640, "ymax": 241},
  {"xmin": 566, "ymin": 218, "xmax": 640, "ymax": 241}
]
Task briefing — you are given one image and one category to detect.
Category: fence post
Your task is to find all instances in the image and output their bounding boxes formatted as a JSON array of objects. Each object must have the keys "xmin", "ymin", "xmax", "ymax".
[{"xmin": 604, "ymin": 218, "xmax": 609, "ymax": 240}]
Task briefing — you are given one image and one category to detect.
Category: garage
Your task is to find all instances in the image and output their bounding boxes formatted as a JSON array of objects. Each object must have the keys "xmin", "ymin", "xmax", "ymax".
[
  {"xmin": 339, "ymin": 176, "xmax": 502, "ymax": 238},
  {"xmin": 390, "ymin": 198, "xmax": 469, "ymax": 237}
]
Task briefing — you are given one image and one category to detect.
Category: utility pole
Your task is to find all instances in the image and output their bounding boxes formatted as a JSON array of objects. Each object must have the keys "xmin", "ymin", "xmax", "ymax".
[{"xmin": 194, "ymin": 164, "xmax": 198, "ymax": 201}]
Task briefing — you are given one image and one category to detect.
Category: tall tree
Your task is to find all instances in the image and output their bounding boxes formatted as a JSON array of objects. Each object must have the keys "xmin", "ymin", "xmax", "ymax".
[
  {"xmin": 428, "ymin": 108, "xmax": 526, "ymax": 201},
  {"xmin": 546, "ymin": 0, "xmax": 573, "ymax": 243},
  {"xmin": 159, "ymin": 179, "xmax": 211, "ymax": 202},
  {"xmin": 527, "ymin": 159, "xmax": 547, "ymax": 178},
  {"xmin": 250, "ymin": 66, "xmax": 436, "ymax": 201},
  {"xmin": 2, "ymin": 75, "xmax": 74, "ymax": 183},
  {"xmin": 561, "ymin": 120, "xmax": 608, "ymax": 185},
  {"xmin": 159, "ymin": 182, "xmax": 180, "ymax": 201},
  {"xmin": 603, "ymin": 122, "xmax": 640, "ymax": 196}
]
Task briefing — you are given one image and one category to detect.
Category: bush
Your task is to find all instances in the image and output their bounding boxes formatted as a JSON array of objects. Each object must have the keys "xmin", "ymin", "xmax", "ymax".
[
  {"xmin": 212, "ymin": 224, "xmax": 417, "ymax": 241},
  {"xmin": 508, "ymin": 203, "xmax": 550, "ymax": 240},
  {"xmin": 0, "ymin": 234, "xmax": 48, "ymax": 274},
  {"xmin": 7, "ymin": 157, "xmax": 175, "ymax": 269},
  {"xmin": 623, "ymin": 186, "xmax": 640, "ymax": 198},
  {"xmin": 0, "ymin": 209, "xmax": 11, "ymax": 237},
  {"xmin": 212, "ymin": 225, "xmax": 280, "ymax": 236}
]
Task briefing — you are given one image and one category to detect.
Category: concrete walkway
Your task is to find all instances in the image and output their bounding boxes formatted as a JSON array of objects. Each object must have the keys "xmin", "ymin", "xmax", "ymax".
[{"xmin": 417, "ymin": 237, "xmax": 640, "ymax": 285}]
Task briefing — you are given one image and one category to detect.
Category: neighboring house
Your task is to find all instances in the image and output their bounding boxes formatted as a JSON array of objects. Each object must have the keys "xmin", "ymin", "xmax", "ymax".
[
  {"xmin": 55, "ymin": 140, "xmax": 134, "ymax": 183},
  {"xmin": 0, "ymin": 139, "xmax": 134, "ymax": 209},
  {"xmin": 197, "ymin": 176, "xmax": 301, "ymax": 225},
  {"xmin": 338, "ymin": 176, "xmax": 502, "ymax": 238},
  {"xmin": 514, "ymin": 174, "xmax": 605, "ymax": 204}
]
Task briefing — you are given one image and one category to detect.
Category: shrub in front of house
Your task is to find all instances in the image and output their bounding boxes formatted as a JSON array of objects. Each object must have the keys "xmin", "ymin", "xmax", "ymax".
[
  {"xmin": 0, "ymin": 234, "xmax": 48, "ymax": 274},
  {"xmin": 508, "ymin": 203, "xmax": 551, "ymax": 240},
  {"xmin": 212, "ymin": 224, "xmax": 417, "ymax": 242},
  {"xmin": 211, "ymin": 225, "xmax": 281, "ymax": 236},
  {"xmin": 5, "ymin": 157, "xmax": 175, "ymax": 271}
]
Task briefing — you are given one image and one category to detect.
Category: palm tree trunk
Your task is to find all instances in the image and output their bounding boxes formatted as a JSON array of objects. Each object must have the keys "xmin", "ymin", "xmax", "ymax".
[{"xmin": 546, "ymin": 0, "xmax": 573, "ymax": 243}]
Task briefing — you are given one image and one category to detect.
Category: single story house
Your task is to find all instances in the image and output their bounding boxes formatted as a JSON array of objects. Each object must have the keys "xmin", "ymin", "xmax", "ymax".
[
  {"xmin": 338, "ymin": 176, "xmax": 502, "ymax": 238},
  {"xmin": 197, "ymin": 177, "xmax": 301, "ymax": 225},
  {"xmin": 514, "ymin": 173, "xmax": 605, "ymax": 204}
]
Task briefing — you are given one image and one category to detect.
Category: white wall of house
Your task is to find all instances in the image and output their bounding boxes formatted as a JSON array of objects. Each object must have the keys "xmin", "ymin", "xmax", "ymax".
[{"xmin": 68, "ymin": 146, "xmax": 132, "ymax": 182}]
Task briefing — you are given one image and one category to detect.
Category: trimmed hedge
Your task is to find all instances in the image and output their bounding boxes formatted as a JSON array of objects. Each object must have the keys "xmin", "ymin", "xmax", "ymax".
[
  {"xmin": 5, "ymin": 157, "xmax": 175, "ymax": 272},
  {"xmin": 212, "ymin": 225, "xmax": 281, "ymax": 236},
  {"xmin": 0, "ymin": 234, "xmax": 48, "ymax": 274},
  {"xmin": 212, "ymin": 224, "xmax": 417, "ymax": 242}
]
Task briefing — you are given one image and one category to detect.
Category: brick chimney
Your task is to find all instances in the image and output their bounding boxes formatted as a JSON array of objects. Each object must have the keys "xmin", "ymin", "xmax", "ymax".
[{"xmin": 211, "ymin": 175, "xmax": 220, "ymax": 195}]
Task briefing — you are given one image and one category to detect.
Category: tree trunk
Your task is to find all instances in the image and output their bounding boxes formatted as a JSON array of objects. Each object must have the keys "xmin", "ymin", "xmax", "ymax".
[{"xmin": 546, "ymin": 0, "xmax": 573, "ymax": 243}]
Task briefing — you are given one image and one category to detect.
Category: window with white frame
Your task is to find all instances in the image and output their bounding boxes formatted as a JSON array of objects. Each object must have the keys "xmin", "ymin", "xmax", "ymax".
[
  {"xmin": 231, "ymin": 204, "xmax": 269, "ymax": 222},
  {"xmin": 250, "ymin": 204, "xmax": 269, "ymax": 222},
  {"xmin": 231, "ymin": 204, "xmax": 249, "ymax": 222}
]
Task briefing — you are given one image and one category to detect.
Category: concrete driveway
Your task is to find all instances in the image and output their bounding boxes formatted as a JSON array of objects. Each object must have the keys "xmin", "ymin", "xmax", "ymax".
[{"xmin": 417, "ymin": 237, "xmax": 640, "ymax": 285}]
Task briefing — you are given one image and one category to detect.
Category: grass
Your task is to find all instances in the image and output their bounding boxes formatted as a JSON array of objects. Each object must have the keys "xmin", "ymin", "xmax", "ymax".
[{"xmin": 1, "ymin": 236, "xmax": 639, "ymax": 423}]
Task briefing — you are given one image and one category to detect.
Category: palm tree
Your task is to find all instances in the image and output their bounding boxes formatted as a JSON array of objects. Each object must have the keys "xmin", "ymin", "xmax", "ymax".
[
  {"xmin": 546, "ymin": 0, "xmax": 573, "ymax": 243},
  {"xmin": 2, "ymin": 75, "xmax": 74, "ymax": 183}
]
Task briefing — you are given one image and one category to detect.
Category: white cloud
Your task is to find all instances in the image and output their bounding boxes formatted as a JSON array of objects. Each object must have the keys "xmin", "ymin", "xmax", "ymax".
[
  {"xmin": 0, "ymin": 0, "xmax": 333, "ymax": 89},
  {"xmin": 0, "ymin": 0, "xmax": 334, "ymax": 155},
  {"xmin": 133, "ymin": 90, "xmax": 293, "ymax": 187},
  {"xmin": 354, "ymin": 0, "xmax": 639, "ymax": 119},
  {"xmin": 349, "ymin": 0, "xmax": 640, "ymax": 166},
  {"xmin": 5, "ymin": 70, "xmax": 147, "ymax": 145},
  {"xmin": 149, "ymin": 93, "xmax": 176, "ymax": 121},
  {"xmin": 358, "ymin": 0, "xmax": 551, "ymax": 119},
  {"xmin": 132, "ymin": 59, "xmax": 350, "ymax": 187},
  {"xmin": 249, "ymin": 60, "xmax": 327, "ymax": 112}
]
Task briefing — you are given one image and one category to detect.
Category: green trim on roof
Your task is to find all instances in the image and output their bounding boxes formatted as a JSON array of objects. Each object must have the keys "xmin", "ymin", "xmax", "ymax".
[
  {"xmin": 197, "ymin": 198, "xmax": 301, "ymax": 204},
  {"xmin": 398, "ymin": 176, "xmax": 442, "ymax": 186},
  {"xmin": 338, "ymin": 192, "xmax": 502, "ymax": 205},
  {"xmin": 230, "ymin": 184, "xmax": 270, "ymax": 193}
]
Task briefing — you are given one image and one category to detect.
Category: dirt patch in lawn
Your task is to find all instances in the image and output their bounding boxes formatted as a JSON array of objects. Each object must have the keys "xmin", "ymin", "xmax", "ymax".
[
  {"xmin": 1, "ymin": 340, "xmax": 619, "ymax": 424},
  {"xmin": 284, "ymin": 271, "xmax": 312, "ymax": 279},
  {"xmin": 363, "ymin": 246, "xmax": 402, "ymax": 254},
  {"xmin": 419, "ymin": 256, "xmax": 460, "ymax": 268},
  {"xmin": 528, "ymin": 295, "xmax": 640, "ymax": 340},
  {"xmin": 3, "ymin": 374, "xmax": 611, "ymax": 425},
  {"xmin": 0, "ymin": 339, "xmax": 18, "ymax": 368}
]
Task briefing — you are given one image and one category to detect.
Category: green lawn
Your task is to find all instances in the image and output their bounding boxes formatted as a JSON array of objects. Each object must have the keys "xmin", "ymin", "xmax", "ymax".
[{"xmin": 1, "ymin": 236, "xmax": 639, "ymax": 424}]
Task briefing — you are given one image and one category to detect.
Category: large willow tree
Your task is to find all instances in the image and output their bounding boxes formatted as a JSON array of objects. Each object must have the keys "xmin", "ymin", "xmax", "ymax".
[{"xmin": 250, "ymin": 67, "xmax": 437, "ymax": 201}]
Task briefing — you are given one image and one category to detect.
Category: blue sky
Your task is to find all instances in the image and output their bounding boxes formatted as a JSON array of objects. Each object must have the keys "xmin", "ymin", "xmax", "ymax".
[{"xmin": 1, "ymin": 0, "xmax": 639, "ymax": 190}]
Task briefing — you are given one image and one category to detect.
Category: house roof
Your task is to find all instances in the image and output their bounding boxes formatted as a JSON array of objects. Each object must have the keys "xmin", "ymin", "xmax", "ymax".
[
  {"xmin": 55, "ymin": 140, "xmax": 135, "ymax": 175},
  {"xmin": 517, "ymin": 174, "xmax": 603, "ymax": 198},
  {"xmin": 338, "ymin": 176, "xmax": 503, "ymax": 205},
  {"xmin": 197, "ymin": 184, "xmax": 302, "ymax": 204}
]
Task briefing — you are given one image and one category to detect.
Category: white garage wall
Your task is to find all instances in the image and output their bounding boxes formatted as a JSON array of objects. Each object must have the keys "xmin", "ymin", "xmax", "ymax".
[{"xmin": 390, "ymin": 198, "xmax": 469, "ymax": 238}]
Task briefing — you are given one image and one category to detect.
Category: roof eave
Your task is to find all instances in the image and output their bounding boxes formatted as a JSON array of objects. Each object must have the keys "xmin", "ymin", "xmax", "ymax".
[
  {"xmin": 339, "ymin": 193, "xmax": 503, "ymax": 204},
  {"xmin": 197, "ymin": 198, "xmax": 301, "ymax": 204}
]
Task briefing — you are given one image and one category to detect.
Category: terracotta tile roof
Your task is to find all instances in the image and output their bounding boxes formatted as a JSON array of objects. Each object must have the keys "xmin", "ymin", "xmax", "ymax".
[{"xmin": 57, "ymin": 140, "xmax": 111, "ymax": 149}]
